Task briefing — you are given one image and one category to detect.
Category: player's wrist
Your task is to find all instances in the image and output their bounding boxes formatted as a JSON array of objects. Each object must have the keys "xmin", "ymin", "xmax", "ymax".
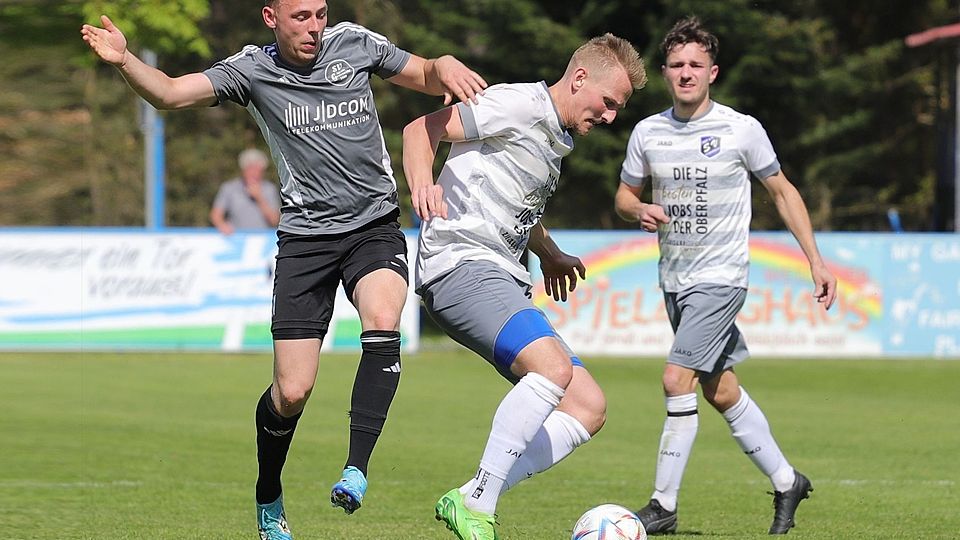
[{"xmin": 115, "ymin": 49, "xmax": 130, "ymax": 69}]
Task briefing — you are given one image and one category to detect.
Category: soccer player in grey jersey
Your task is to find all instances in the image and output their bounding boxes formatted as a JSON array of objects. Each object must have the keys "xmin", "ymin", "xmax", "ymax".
[
  {"xmin": 615, "ymin": 17, "xmax": 837, "ymax": 535},
  {"xmin": 404, "ymin": 35, "xmax": 646, "ymax": 540},
  {"xmin": 81, "ymin": 1, "xmax": 486, "ymax": 538}
]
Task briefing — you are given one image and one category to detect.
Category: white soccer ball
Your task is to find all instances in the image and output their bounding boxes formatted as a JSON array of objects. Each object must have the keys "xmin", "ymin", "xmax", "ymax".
[{"xmin": 571, "ymin": 504, "xmax": 647, "ymax": 540}]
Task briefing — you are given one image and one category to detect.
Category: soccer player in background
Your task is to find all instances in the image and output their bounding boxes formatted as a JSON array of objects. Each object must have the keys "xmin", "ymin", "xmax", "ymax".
[
  {"xmin": 615, "ymin": 17, "xmax": 837, "ymax": 535},
  {"xmin": 403, "ymin": 34, "xmax": 647, "ymax": 540},
  {"xmin": 81, "ymin": 1, "xmax": 486, "ymax": 538}
]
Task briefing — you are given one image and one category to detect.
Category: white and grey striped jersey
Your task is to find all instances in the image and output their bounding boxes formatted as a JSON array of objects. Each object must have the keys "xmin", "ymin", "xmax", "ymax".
[
  {"xmin": 416, "ymin": 82, "xmax": 574, "ymax": 290},
  {"xmin": 620, "ymin": 102, "xmax": 781, "ymax": 292}
]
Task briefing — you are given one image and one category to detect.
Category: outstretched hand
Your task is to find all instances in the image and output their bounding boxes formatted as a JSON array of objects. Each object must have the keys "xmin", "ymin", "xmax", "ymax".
[
  {"xmin": 434, "ymin": 55, "xmax": 487, "ymax": 105},
  {"xmin": 541, "ymin": 252, "xmax": 586, "ymax": 303},
  {"xmin": 80, "ymin": 15, "xmax": 128, "ymax": 66},
  {"xmin": 811, "ymin": 262, "xmax": 837, "ymax": 310}
]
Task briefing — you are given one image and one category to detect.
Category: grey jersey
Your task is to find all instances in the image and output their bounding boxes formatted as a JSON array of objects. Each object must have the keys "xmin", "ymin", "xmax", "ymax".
[{"xmin": 204, "ymin": 22, "xmax": 411, "ymax": 235}]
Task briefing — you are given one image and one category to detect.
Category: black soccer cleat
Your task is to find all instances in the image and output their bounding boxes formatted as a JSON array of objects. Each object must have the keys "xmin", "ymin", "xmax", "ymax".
[
  {"xmin": 769, "ymin": 471, "xmax": 813, "ymax": 534},
  {"xmin": 635, "ymin": 498, "xmax": 678, "ymax": 535}
]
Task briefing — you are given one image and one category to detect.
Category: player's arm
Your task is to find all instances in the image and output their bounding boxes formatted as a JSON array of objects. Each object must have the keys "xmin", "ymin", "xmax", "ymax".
[
  {"xmin": 401, "ymin": 105, "xmax": 467, "ymax": 221},
  {"xmin": 615, "ymin": 181, "xmax": 669, "ymax": 232},
  {"xmin": 81, "ymin": 15, "xmax": 216, "ymax": 109},
  {"xmin": 761, "ymin": 171, "xmax": 837, "ymax": 309},
  {"xmin": 388, "ymin": 54, "xmax": 487, "ymax": 105},
  {"xmin": 528, "ymin": 223, "xmax": 586, "ymax": 302}
]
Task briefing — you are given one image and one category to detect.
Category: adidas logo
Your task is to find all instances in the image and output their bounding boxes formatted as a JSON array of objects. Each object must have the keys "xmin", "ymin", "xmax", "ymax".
[
  {"xmin": 264, "ymin": 427, "xmax": 292, "ymax": 437},
  {"xmin": 381, "ymin": 361, "xmax": 401, "ymax": 373}
]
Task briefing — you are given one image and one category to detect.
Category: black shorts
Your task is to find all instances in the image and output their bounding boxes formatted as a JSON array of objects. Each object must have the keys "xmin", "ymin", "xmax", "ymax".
[{"xmin": 271, "ymin": 211, "xmax": 408, "ymax": 341}]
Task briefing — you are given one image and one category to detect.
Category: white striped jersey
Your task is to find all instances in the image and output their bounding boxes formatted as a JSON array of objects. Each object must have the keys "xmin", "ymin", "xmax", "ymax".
[
  {"xmin": 416, "ymin": 82, "xmax": 574, "ymax": 290},
  {"xmin": 620, "ymin": 102, "xmax": 781, "ymax": 292}
]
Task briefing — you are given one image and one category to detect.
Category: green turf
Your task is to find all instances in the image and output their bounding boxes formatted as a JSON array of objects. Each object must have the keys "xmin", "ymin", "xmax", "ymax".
[{"xmin": 2, "ymin": 351, "xmax": 958, "ymax": 539}]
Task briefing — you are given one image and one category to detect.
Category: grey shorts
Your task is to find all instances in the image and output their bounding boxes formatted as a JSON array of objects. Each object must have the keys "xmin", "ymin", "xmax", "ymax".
[
  {"xmin": 664, "ymin": 283, "xmax": 749, "ymax": 379},
  {"xmin": 420, "ymin": 261, "xmax": 582, "ymax": 383}
]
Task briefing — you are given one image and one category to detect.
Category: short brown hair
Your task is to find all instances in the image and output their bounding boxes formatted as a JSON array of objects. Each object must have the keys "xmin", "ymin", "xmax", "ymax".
[
  {"xmin": 569, "ymin": 33, "xmax": 647, "ymax": 90},
  {"xmin": 661, "ymin": 17, "xmax": 719, "ymax": 63}
]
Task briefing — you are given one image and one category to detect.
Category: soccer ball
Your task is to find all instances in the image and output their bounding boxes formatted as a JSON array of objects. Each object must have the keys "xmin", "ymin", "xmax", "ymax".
[{"xmin": 571, "ymin": 504, "xmax": 647, "ymax": 540}]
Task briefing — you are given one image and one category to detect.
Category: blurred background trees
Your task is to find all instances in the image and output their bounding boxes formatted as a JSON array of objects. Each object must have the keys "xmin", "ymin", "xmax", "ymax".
[{"xmin": 0, "ymin": 0, "xmax": 956, "ymax": 230}]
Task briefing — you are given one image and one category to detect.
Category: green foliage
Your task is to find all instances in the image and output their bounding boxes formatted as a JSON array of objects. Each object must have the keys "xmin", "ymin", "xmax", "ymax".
[
  {"xmin": 0, "ymin": 0, "xmax": 956, "ymax": 230},
  {"xmin": 81, "ymin": 0, "xmax": 211, "ymax": 57}
]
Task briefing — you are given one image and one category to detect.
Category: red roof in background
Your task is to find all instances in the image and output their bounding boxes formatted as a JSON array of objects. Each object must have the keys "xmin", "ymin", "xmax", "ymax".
[{"xmin": 906, "ymin": 22, "xmax": 960, "ymax": 47}]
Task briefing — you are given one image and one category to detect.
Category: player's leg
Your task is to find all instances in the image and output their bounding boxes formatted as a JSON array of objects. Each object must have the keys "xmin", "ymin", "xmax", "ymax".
[
  {"xmin": 638, "ymin": 285, "xmax": 746, "ymax": 533},
  {"xmin": 634, "ymin": 362, "xmax": 698, "ymax": 534},
  {"xmin": 422, "ymin": 262, "xmax": 567, "ymax": 539},
  {"xmin": 255, "ymin": 339, "xmax": 320, "ymax": 540},
  {"xmin": 500, "ymin": 363, "xmax": 605, "ymax": 492},
  {"xmin": 331, "ymin": 214, "xmax": 408, "ymax": 513},
  {"xmin": 257, "ymin": 231, "xmax": 337, "ymax": 539},
  {"xmin": 459, "ymin": 334, "xmax": 570, "ymax": 515},
  {"xmin": 702, "ymin": 367, "xmax": 812, "ymax": 534}
]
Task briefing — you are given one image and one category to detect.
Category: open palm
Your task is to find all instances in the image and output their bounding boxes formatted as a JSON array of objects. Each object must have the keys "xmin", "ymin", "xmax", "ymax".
[{"xmin": 80, "ymin": 15, "xmax": 128, "ymax": 66}]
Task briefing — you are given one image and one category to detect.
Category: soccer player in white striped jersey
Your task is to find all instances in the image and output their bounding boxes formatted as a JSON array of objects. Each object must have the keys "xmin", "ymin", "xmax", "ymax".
[
  {"xmin": 615, "ymin": 17, "xmax": 837, "ymax": 536},
  {"xmin": 404, "ymin": 35, "xmax": 647, "ymax": 540}
]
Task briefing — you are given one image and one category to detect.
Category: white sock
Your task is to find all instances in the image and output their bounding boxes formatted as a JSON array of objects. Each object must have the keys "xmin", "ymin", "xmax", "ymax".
[
  {"xmin": 722, "ymin": 386, "xmax": 795, "ymax": 492},
  {"xmin": 651, "ymin": 393, "xmax": 698, "ymax": 512},
  {"xmin": 499, "ymin": 410, "xmax": 592, "ymax": 493},
  {"xmin": 463, "ymin": 372, "xmax": 564, "ymax": 515}
]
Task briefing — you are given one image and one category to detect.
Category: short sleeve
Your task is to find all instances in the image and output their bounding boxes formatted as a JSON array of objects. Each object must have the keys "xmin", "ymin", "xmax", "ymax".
[
  {"xmin": 741, "ymin": 117, "xmax": 780, "ymax": 180},
  {"xmin": 203, "ymin": 46, "xmax": 258, "ymax": 106},
  {"xmin": 348, "ymin": 24, "xmax": 411, "ymax": 79},
  {"xmin": 455, "ymin": 85, "xmax": 540, "ymax": 141},
  {"xmin": 620, "ymin": 123, "xmax": 650, "ymax": 187}
]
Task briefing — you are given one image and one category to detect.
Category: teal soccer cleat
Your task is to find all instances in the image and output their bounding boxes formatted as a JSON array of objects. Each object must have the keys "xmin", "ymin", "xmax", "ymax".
[
  {"xmin": 257, "ymin": 495, "xmax": 293, "ymax": 540},
  {"xmin": 331, "ymin": 466, "xmax": 367, "ymax": 514}
]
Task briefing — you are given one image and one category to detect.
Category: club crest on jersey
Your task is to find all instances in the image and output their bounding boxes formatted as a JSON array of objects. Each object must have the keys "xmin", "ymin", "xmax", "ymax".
[
  {"xmin": 324, "ymin": 59, "xmax": 355, "ymax": 86},
  {"xmin": 700, "ymin": 135, "xmax": 721, "ymax": 158}
]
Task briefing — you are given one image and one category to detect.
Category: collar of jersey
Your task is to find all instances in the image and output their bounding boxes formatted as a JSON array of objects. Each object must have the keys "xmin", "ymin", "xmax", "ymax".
[{"xmin": 670, "ymin": 100, "xmax": 715, "ymax": 123}]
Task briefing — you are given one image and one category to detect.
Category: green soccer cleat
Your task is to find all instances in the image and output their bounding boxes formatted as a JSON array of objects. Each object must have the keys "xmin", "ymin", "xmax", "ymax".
[{"xmin": 434, "ymin": 488, "xmax": 498, "ymax": 540}]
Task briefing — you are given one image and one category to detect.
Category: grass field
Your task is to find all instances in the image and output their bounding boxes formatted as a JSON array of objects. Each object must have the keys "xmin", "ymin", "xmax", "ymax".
[{"xmin": 3, "ymin": 350, "xmax": 959, "ymax": 539}]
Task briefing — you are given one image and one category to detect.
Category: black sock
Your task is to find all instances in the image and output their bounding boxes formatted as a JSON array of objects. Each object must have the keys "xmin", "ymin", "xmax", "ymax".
[
  {"xmin": 345, "ymin": 330, "xmax": 402, "ymax": 475},
  {"xmin": 255, "ymin": 386, "xmax": 302, "ymax": 505}
]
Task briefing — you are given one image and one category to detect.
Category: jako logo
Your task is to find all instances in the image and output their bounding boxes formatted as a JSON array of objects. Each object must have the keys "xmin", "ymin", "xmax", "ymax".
[
  {"xmin": 324, "ymin": 59, "xmax": 355, "ymax": 86},
  {"xmin": 745, "ymin": 446, "xmax": 762, "ymax": 455},
  {"xmin": 660, "ymin": 450, "xmax": 682, "ymax": 457}
]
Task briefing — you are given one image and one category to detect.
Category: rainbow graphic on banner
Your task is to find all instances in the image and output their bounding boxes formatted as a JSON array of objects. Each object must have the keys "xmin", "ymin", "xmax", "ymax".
[{"xmin": 532, "ymin": 236, "xmax": 882, "ymax": 320}]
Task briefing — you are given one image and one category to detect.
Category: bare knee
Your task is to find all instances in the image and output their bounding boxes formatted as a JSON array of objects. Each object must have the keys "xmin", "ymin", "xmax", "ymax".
[
  {"xmin": 361, "ymin": 309, "xmax": 401, "ymax": 332},
  {"xmin": 701, "ymin": 370, "xmax": 741, "ymax": 412},
  {"xmin": 704, "ymin": 382, "xmax": 740, "ymax": 412},
  {"xmin": 580, "ymin": 392, "xmax": 607, "ymax": 435},
  {"xmin": 661, "ymin": 366, "xmax": 697, "ymax": 396},
  {"xmin": 558, "ymin": 370, "xmax": 607, "ymax": 435},
  {"xmin": 274, "ymin": 382, "xmax": 313, "ymax": 415},
  {"xmin": 536, "ymin": 360, "xmax": 573, "ymax": 390}
]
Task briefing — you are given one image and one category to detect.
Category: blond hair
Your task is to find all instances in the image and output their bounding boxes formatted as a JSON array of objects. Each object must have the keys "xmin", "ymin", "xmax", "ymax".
[{"xmin": 567, "ymin": 33, "xmax": 647, "ymax": 90}]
